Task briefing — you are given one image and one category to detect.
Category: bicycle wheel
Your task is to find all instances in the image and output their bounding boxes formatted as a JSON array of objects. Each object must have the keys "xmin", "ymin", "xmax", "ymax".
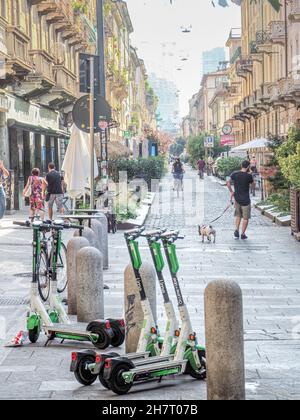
[
  {"xmin": 38, "ymin": 250, "xmax": 50, "ymax": 302},
  {"xmin": 55, "ymin": 243, "xmax": 68, "ymax": 294}
]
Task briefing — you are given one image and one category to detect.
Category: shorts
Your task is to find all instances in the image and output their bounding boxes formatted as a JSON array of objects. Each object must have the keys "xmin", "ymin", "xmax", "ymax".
[
  {"xmin": 235, "ymin": 202, "xmax": 251, "ymax": 220},
  {"xmin": 48, "ymin": 194, "xmax": 64, "ymax": 211}
]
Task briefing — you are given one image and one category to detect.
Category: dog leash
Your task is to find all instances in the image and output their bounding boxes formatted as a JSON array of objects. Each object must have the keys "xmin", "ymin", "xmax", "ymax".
[{"xmin": 208, "ymin": 201, "xmax": 234, "ymax": 224}]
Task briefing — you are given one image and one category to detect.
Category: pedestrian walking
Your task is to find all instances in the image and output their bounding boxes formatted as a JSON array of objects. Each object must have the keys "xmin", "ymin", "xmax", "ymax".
[
  {"xmin": 23, "ymin": 168, "xmax": 47, "ymax": 221},
  {"xmin": 226, "ymin": 160, "xmax": 255, "ymax": 240},
  {"xmin": 172, "ymin": 157, "xmax": 185, "ymax": 191},
  {"xmin": 197, "ymin": 158, "xmax": 206, "ymax": 179},
  {"xmin": 46, "ymin": 163, "xmax": 64, "ymax": 220},
  {"xmin": 0, "ymin": 160, "xmax": 9, "ymax": 221}
]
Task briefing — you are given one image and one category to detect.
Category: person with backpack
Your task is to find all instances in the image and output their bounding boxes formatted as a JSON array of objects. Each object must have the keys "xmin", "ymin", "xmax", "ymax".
[{"xmin": 172, "ymin": 157, "xmax": 185, "ymax": 191}]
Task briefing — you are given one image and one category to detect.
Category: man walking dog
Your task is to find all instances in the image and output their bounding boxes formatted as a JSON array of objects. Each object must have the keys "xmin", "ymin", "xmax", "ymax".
[{"xmin": 227, "ymin": 160, "xmax": 254, "ymax": 240}]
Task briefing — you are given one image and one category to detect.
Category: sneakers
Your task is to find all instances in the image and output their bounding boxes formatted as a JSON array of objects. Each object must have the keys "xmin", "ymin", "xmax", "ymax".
[
  {"xmin": 234, "ymin": 230, "xmax": 240, "ymax": 239},
  {"xmin": 241, "ymin": 234, "xmax": 248, "ymax": 240}
]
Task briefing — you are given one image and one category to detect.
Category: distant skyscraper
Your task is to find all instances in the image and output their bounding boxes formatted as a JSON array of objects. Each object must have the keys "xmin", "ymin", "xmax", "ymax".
[
  {"xmin": 148, "ymin": 73, "xmax": 180, "ymax": 136},
  {"xmin": 202, "ymin": 47, "xmax": 226, "ymax": 75}
]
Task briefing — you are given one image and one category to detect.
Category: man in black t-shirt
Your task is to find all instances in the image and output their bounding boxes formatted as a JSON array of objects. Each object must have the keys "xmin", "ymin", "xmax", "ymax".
[
  {"xmin": 226, "ymin": 160, "xmax": 254, "ymax": 240},
  {"xmin": 46, "ymin": 163, "xmax": 64, "ymax": 220}
]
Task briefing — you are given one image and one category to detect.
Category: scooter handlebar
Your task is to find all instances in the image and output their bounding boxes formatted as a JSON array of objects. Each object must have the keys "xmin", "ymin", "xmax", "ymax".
[
  {"xmin": 142, "ymin": 228, "xmax": 167, "ymax": 238},
  {"xmin": 124, "ymin": 226, "xmax": 145, "ymax": 237}
]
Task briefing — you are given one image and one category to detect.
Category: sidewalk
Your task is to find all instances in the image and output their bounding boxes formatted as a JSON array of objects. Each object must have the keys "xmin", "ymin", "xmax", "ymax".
[{"xmin": 0, "ymin": 169, "xmax": 300, "ymax": 400}]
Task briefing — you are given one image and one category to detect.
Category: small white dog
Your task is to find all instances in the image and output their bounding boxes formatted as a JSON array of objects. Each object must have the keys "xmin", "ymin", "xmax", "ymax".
[{"xmin": 198, "ymin": 225, "xmax": 216, "ymax": 244}]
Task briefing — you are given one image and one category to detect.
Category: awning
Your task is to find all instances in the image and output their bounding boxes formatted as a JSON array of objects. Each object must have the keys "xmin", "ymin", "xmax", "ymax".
[
  {"xmin": 231, "ymin": 137, "xmax": 269, "ymax": 152},
  {"xmin": 7, "ymin": 119, "xmax": 70, "ymax": 138}
]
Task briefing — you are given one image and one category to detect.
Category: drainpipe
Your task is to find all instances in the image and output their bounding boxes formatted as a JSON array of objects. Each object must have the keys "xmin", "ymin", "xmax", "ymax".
[{"xmin": 284, "ymin": 0, "xmax": 289, "ymax": 78}]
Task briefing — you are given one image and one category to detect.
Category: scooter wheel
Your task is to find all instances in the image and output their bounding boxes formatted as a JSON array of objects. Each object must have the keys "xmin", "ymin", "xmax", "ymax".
[
  {"xmin": 186, "ymin": 349, "xmax": 206, "ymax": 380},
  {"xmin": 99, "ymin": 353, "xmax": 120, "ymax": 389},
  {"xmin": 28, "ymin": 327, "xmax": 40, "ymax": 344},
  {"xmin": 89, "ymin": 325, "xmax": 112, "ymax": 350},
  {"xmin": 107, "ymin": 362, "xmax": 133, "ymax": 395},
  {"xmin": 74, "ymin": 355, "xmax": 98, "ymax": 386},
  {"xmin": 109, "ymin": 321, "xmax": 125, "ymax": 348}
]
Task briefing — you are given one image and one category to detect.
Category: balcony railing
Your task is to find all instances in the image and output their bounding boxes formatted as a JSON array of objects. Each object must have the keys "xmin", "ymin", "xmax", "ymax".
[
  {"xmin": 54, "ymin": 65, "xmax": 78, "ymax": 97},
  {"xmin": 230, "ymin": 46, "xmax": 241, "ymax": 65},
  {"xmin": 256, "ymin": 30, "xmax": 271, "ymax": 46},
  {"xmin": 29, "ymin": 50, "xmax": 55, "ymax": 84},
  {"xmin": 289, "ymin": 0, "xmax": 300, "ymax": 22},
  {"xmin": 6, "ymin": 26, "xmax": 32, "ymax": 74},
  {"xmin": 269, "ymin": 21, "xmax": 286, "ymax": 45}
]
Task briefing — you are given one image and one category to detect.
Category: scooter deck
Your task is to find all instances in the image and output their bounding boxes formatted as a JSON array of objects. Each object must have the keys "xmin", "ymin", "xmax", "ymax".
[
  {"xmin": 133, "ymin": 354, "xmax": 174, "ymax": 366},
  {"xmin": 128, "ymin": 359, "xmax": 187, "ymax": 376},
  {"xmin": 45, "ymin": 324, "xmax": 92, "ymax": 337}
]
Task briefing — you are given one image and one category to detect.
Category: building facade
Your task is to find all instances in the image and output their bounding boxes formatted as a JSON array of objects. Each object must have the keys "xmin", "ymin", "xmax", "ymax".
[{"xmin": 0, "ymin": 0, "xmax": 97, "ymax": 210}]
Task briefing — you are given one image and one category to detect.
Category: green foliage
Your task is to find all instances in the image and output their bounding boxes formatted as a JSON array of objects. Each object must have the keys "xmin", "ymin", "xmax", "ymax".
[
  {"xmin": 262, "ymin": 191, "xmax": 291, "ymax": 216},
  {"xmin": 186, "ymin": 134, "xmax": 226, "ymax": 168},
  {"xmin": 216, "ymin": 157, "xmax": 244, "ymax": 179},
  {"xmin": 109, "ymin": 156, "xmax": 167, "ymax": 188},
  {"xmin": 276, "ymin": 127, "xmax": 300, "ymax": 189},
  {"xmin": 170, "ymin": 138, "xmax": 186, "ymax": 157}
]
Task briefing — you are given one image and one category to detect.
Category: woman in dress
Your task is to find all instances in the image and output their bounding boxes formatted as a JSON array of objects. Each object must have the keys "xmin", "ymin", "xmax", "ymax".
[
  {"xmin": 0, "ymin": 160, "xmax": 9, "ymax": 221},
  {"xmin": 23, "ymin": 168, "xmax": 47, "ymax": 221}
]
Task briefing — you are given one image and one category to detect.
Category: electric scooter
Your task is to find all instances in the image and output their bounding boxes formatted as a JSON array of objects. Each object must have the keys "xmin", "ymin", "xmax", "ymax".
[
  {"xmin": 27, "ymin": 220, "xmax": 124, "ymax": 350},
  {"xmin": 71, "ymin": 227, "xmax": 163, "ymax": 386},
  {"xmin": 103, "ymin": 230, "xmax": 206, "ymax": 395}
]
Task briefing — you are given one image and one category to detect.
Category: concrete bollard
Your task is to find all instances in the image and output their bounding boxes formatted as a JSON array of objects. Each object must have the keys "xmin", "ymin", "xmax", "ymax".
[
  {"xmin": 205, "ymin": 280, "xmax": 246, "ymax": 401},
  {"xmin": 94, "ymin": 212, "xmax": 109, "ymax": 270},
  {"xmin": 76, "ymin": 247, "xmax": 104, "ymax": 322},
  {"xmin": 67, "ymin": 237, "xmax": 90, "ymax": 315},
  {"xmin": 124, "ymin": 262, "xmax": 157, "ymax": 353},
  {"xmin": 90, "ymin": 219, "xmax": 104, "ymax": 254},
  {"xmin": 74, "ymin": 226, "xmax": 99, "ymax": 250}
]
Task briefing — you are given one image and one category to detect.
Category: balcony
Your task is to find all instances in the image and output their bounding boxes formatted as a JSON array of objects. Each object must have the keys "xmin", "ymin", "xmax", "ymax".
[
  {"xmin": 269, "ymin": 21, "xmax": 286, "ymax": 45},
  {"xmin": 279, "ymin": 77, "xmax": 295, "ymax": 103},
  {"xmin": 269, "ymin": 83, "xmax": 286, "ymax": 108},
  {"xmin": 254, "ymin": 88, "xmax": 270, "ymax": 111},
  {"xmin": 243, "ymin": 94, "xmax": 260, "ymax": 117},
  {"xmin": 38, "ymin": 65, "xmax": 78, "ymax": 109},
  {"xmin": 255, "ymin": 30, "xmax": 272, "ymax": 53},
  {"xmin": 11, "ymin": 50, "xmax": 56, "ymax": 100},
  {"xmin": 260, "ymin": 82, "xmax": 275, "ymax": 105},
  {"xmin": 289, "ymin": 0, "xmax": 300, "ymax": 22},
  {"xmin": 288, "ymin": 77, "xmax": 300, "ymax": 97},
  {"xmin": 236, "ymin": 58, "xmax": 253, "ymax": 78},
  {"xmin": 6, "ymin": 26, "xmax": 32, "ymax": 76}
]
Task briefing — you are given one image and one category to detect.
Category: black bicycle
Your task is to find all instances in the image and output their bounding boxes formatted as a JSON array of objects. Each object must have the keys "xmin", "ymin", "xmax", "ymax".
[{"xmin": 14, "ymin": 219, "xmax": 68, "ymax": 302}]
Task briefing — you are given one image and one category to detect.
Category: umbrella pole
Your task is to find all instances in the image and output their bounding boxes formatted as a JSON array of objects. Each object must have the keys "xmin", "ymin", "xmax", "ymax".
[{"xmin": 89, "ymin": 56, "xmax": 95, "ymax": 210}]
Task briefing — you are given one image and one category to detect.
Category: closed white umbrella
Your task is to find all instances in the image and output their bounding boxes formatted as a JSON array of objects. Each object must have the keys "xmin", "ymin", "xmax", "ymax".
[{"xmin": 62, "ymin": 125, "xmax": 98, "ymax": 199}]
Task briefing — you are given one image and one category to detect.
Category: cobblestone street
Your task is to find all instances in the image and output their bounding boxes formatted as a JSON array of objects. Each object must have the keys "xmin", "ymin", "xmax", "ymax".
[{"xmin": 0, "ymin": 168, "xmax": 300, "ymax": 400}]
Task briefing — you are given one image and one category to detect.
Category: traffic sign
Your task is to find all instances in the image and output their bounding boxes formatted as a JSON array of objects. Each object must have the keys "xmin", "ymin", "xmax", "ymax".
[
  {"xmin": 221, "ymin": 135, "xmax": 235, "ymax": 147},
  {"xmin": 73, "ymin": 94, "xmax": 112, "ymax": 134},
  {"xmin": 98, "ymin": 120, "xmax": 108, "ymax": 131},
  {"xmin": 204, "ymin": 136, "xmax": 215, "ymax": 148}
]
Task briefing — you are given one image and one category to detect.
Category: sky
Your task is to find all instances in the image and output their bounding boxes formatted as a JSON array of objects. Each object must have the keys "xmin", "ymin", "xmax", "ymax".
[{"xmin": 126, "ymin": 0, "xmax": 241, "ymax": 117}]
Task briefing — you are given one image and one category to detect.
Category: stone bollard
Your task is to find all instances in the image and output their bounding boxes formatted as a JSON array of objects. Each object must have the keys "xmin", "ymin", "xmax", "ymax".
[
  {"xmin": 205, "ymin": 280, "xmax": 245, "ymax": 401},
  {"xmin": 74, "ymin": 226, "xmax": 99, "ymax": 250},
  {"xmin": 124, "ymin": 262, "xmax": 157, "ymax": 353},
  {"xmin": 76, "ymin": 247, "xmax": 104, "ymax": 322},
  {"xmin": 94, "ymin": 213, "xmax": 109, "ymax": 270},
  {"xmin": 90, "ymin": 220, "xmax": 104, "ymax": 254},
  {"xmin": 67, "ymin": 237, "xmax": 90, "ymax": 315}
]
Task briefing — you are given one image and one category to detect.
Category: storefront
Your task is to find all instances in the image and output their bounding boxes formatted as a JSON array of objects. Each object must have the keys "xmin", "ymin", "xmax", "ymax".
[{"xmin": 6, "ymin": 94, "xmax": 69, "ymax": 210}]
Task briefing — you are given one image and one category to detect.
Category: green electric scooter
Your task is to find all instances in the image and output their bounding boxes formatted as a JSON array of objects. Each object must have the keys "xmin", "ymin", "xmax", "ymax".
[
  {"xmin": 71, "ymin": 227, "xmax": 165, "ymax": 386},
  {"xmin": 103, "ymin": 230, "xmax": 206, "ymax": 395}
]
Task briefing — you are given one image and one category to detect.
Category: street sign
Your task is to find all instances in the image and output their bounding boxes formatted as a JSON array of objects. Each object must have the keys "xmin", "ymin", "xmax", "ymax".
[
  {"xmin": 79, "ymin": 53, "xmax": 100, "ymax": 95},
  {"xmin": 98, "ymin": 120, "xmax": 108, "ymax": 131},
  {"xmin": 204, "ymin": 136, "xmax": 215, "ymax": 148},
  {"xmin": 221, "ymin": 135, "xmax": 235, "ymax": 147},
  {"xmin": 73, "ymin": 94, "xmax": 112, "ymax": 134}
]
